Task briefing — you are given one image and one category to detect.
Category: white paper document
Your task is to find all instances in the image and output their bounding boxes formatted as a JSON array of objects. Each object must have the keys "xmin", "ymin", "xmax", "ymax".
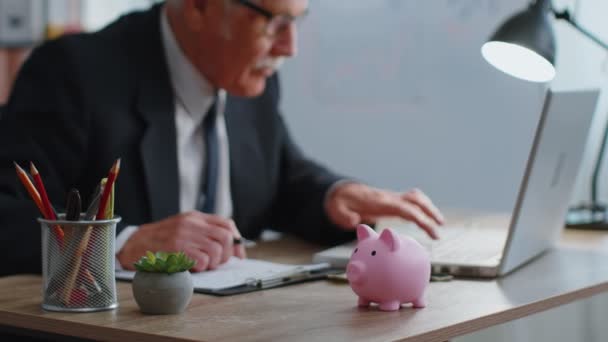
[{"xmin": 116, "ymin": 257, "xmax": 330, "ymax": 291}]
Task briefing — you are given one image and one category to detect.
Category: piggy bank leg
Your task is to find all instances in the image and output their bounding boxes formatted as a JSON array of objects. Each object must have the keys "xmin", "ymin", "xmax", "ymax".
[
  {"xmin": 378, "ymin": 300, "xmax": 401, "ymax": 311},
  {"xmin": 411, "ymin": 297, "xmax": 426, "ymax": 308},
  {"xmin": 358, "ymin": 297, "xmax": 371, "ymax": 307}
]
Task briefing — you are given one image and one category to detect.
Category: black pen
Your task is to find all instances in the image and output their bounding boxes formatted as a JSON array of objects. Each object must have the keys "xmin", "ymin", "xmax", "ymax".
[
  {"xmin": 233, "ymin": 237, "xmax": 256, "ymax": 247},
  {"xmin": 62, "ymin": 188, "xmax": 82, "ymax": 241},
  {"xmin": 65, "ymin": 188, "xmax": 81, "ymax": 221}
]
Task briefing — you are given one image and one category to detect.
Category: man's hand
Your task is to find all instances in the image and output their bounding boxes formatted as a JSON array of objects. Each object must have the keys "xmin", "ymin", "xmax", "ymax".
[
  {"xmin": 325, "ymin": 183, "xmax": 445, "ymax": 239},
  {"xmin": 117, "ymin": 211, "xmax": 246, "ymax": 272}
]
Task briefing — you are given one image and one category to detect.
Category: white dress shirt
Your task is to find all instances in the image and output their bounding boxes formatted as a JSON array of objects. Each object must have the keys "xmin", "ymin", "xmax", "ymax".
[{"xmin": 115, "ymin": 8, "xmax": 233, "ymax": 266}]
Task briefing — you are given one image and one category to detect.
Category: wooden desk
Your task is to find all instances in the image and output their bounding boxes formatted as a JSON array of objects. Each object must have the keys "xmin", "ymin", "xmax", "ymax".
[{"xmin": 1, "ymin": 230, "xmax": 608, "ymax": 342}]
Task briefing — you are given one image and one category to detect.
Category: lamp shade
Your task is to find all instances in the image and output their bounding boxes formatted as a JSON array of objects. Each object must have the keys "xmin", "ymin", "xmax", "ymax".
[{"xmin": 481, "ymin": 0, "xmax": 556, "ymax": 82}]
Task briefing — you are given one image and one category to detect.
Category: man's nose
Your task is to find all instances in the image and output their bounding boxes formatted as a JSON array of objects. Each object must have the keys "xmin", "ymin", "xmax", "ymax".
[{"xmin": 271, "ymin": 23, "xmax": 298, "ymax": 57}]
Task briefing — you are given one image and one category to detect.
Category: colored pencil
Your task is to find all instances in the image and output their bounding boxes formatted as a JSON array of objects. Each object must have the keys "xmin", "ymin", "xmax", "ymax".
[
  {"xmin": 96, "ymin": 159, "xmax": 120, "ymax": 220},
  {"xmin": 29, "ymin": 162, "xmax": 54, "ymax": 219},
  {"xmin": 13, "ymin": 162, "xmax": 45, "ymax": 215},
  {"xmin": 104, "ymin": 180, "xmax": 114, "ymax": 220},
  {"xmin": 62, "ymin": 178, "xmax": 110, "ymax": 304},
  {"xmin": 30, "ymin": 162, "xmax": 64, "ymax": 246}
]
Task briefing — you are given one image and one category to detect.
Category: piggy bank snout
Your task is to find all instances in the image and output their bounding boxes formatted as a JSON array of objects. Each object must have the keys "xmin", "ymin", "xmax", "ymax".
[{"xmin": 346, "ymin": 260, "xmax": 366, "ymax": 284}]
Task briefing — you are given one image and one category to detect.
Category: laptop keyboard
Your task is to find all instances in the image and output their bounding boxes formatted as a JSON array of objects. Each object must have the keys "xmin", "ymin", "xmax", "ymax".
[
  {"xmin": 392, "ymin": 224, "xmax": 508, "ymax": 265},
  {"xmin": 430, "ymin": 226, "xmax": 506, "ymax": 262},
  {"xmin": 312, "ymin": 221, "xmax": 511, "ymax": 269}
]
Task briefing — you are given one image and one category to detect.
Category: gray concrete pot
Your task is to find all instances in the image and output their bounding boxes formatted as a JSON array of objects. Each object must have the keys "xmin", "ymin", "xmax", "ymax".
[{"xmin": 132, "ymin": 271, "xmax": 193, "ymax": 314}]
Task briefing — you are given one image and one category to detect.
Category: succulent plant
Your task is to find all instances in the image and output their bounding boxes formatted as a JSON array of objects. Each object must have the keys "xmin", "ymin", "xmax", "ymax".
[{"xmin": 134, "ymin": 251, "xmax": 196, "ymax": 274}]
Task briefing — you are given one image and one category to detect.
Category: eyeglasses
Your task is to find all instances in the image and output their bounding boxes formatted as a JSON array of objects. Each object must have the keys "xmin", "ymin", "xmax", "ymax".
[{"xmin": 234, "ymin": 0, "xmax": 308, "ymax": 37}]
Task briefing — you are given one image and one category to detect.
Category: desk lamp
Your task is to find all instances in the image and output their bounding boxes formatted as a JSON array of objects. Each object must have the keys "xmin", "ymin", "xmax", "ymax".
[{"xmin": 482, "ymin": 0, "xmax": 608, "ymax": 229}]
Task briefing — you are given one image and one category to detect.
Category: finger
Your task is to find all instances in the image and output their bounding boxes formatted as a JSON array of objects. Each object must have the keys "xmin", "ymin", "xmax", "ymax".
[
  {"xmin": 192, "ymin": 211, "xmax": 235, "ymax": 232},
  {"xmin": 358, "ymin": 214, "xmax": 382, "ymax": 225},
  {"xmin": 223, "ymin": 219, "xmax": 247, "ymax": 259},
  {"xmin": 199, "ymin": 226, "xmax": 233, "ymax": 264},
  {"xmin": 198, "ymin": 237, "xmax": 223, "ymax": 270},
  {"xmin": 234, "ymin": 243, "xmax": 247, "ymax": 259},
  {"xmin": 376, "ymin": 201, "xmax": 438, "ymax": 239},
  {"xmin": 181, "ymin": 215, "xmax": 234, "ymax": 263},
  {"xmin": 329, "ymin": 202, "xmax": 361, "ymax": 229},
  {"xmin": 231, "ymin": 230, "xmax": 247, "ymax": 259},
  {"xmin": 402, "ymin": 189, "xmax": 445, "ymax": 225},
  {"xmin": 399, "ymin": 202, "xmax": 439, "ymax": 240},
  {"xmin": 184, "ymin": 246, "xmax": 210, "ymax": 272},
  {"xmin": 180, "ymin": 226, "xmax": 232, "ymax": 264},
  {"xmin": 401, "ymin": 195, "xmax": 444, "ymax": 226},
  {"xmin": 209, "ymin": 219, "xmax": 245, "ymax": 261},
  {"xmin": 188, "ymin": 213, "xmax": 243, "ymax": 261}
]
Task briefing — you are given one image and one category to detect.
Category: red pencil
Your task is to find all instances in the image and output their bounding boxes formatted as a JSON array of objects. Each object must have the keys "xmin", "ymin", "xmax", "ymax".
[
  {"xmin": 14, "ymin": 162, "xmax": 45, "ymax": 216},
  {"xmin": 96, "ymin": 159, "xmax": 121, "ymax": 220},
  {"xmin": 30, "ymin": 162, "xmax": 64, "ymax": 246}
]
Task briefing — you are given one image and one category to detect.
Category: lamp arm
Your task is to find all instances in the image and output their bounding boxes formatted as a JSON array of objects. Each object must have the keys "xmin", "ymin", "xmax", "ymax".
[
  {"xmin": 552, "ymin": 9, "xmax": 608, "ymax": 51},
  {"xmin": 591, "ymin": 119, "xmax": 608, "ymax": 205},
  {"xmin": 552, "ymin": 8, "xmax": 608, "ymax": 206}
]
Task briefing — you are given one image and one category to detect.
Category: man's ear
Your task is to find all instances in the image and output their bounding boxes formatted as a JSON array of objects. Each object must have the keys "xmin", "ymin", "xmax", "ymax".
[{"xmin": 184, "ymin": 0, "xmax": 208, "ymax": 31}]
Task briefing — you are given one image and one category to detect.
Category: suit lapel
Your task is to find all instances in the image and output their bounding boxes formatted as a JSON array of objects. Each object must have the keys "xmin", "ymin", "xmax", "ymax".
[
  {"xmin": 134, "ymin": 5, "xmax": 179, "ymax": 222},
  {"xmin": 225, "ymin": 97, "xmax": 259, "ymax": 227},
  {"xmin": 137, "ymin": 83, "xmax": 179, "ymax": 222}
]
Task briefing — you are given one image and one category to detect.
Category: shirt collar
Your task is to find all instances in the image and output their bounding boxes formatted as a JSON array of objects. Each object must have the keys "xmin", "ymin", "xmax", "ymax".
[{"xmin": 160, "ymin": 7, "xmax": 216, "ymax": 124}]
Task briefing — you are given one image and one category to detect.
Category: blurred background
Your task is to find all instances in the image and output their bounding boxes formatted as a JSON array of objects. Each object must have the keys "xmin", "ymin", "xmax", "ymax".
[
  {"xmin": 1, "ymin": 1, "xmax": 607, "ymax": 340},
  {"xmin": 2, "ymin": 0, "xmax": 606, "ymax": 213}
]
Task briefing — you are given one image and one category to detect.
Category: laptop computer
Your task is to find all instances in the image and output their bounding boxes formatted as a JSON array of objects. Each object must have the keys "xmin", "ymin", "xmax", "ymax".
[{"xmin": 314, "ymin": 88, "xmax": 600, "ymax": 278}]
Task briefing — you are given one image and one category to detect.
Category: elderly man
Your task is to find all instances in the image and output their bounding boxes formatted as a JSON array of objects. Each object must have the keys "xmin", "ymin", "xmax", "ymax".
[{"xmin": 0, "ymin": 0, "xmax": 443, "ymax": 275}]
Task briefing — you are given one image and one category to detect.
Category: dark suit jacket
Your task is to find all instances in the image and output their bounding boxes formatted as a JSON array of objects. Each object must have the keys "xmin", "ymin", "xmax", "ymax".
[{"xmin": 0, "ymin": 4, "xmax": 354, "ymax": 276}]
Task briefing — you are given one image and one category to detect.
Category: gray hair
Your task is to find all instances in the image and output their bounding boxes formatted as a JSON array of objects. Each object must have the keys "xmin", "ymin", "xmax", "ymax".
[
  {"xmin": 165, "ymin": 0, "xmax": 235, "ymax": 11},
  {"xmin": 165, "ymin": 0, "xmax": 236, "ymax": 39}
]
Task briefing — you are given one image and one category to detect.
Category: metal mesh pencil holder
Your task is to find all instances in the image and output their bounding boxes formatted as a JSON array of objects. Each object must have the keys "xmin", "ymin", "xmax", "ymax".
[{"xmin": 38, "ymin": 214, "xmax": 121, "ymax": 312}]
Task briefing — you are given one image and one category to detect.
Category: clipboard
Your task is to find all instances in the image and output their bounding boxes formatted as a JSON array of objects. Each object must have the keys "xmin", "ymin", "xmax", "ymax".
[
  {"xmin": 116, "ymin": 258, "xmax": 341, "ymax": 296},
  {"xmin": 199, "ymin": 267, "xmax": 343, "ymax": 296}
]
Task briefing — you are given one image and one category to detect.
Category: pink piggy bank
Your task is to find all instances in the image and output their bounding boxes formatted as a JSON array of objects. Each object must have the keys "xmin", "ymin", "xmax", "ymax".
[{"xmin": 346, "ymin": 224, "xmax": 431, "ymax": 311}]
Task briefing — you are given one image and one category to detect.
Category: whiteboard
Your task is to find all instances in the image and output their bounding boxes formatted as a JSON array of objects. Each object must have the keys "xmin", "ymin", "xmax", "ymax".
[{"xmin": 281, "ymin": 0, "xmax": 547, "ymax": 212}]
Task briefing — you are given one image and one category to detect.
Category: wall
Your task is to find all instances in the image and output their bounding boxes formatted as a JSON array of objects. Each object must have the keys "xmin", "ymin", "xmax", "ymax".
[
  {"xmin": 281, "ymin": 0, "xmax": 608, "ymax": 213},
  {"xmin": 281, "ymin": 0, "xmax": 546, "ymax": 213},
  {"xmin": 0, "ymin": 0, "xmax": 81, "ymax": 103},
  {"xmin": 81, "ymin": 0, "xmax": 157, "ymax": 31}
]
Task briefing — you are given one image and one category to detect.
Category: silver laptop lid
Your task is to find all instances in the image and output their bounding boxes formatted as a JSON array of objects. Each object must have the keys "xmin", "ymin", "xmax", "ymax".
[
  {"xmin": 499, "ymin": 88, "xmax": 599, "ymax": 275},
  {"xmin": 311, "ymin": 89, "xmax": 600, "ymax": 277}
]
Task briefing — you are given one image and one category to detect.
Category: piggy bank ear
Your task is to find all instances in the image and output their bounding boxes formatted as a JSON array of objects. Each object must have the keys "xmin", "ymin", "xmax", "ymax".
[
  {"xmin": 356, "ymin": 224, "xmax": 377, "ymax": 241},
  {"xmin": 379, "ymin": 228, "xmax": 401, "ymax": 252}
]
